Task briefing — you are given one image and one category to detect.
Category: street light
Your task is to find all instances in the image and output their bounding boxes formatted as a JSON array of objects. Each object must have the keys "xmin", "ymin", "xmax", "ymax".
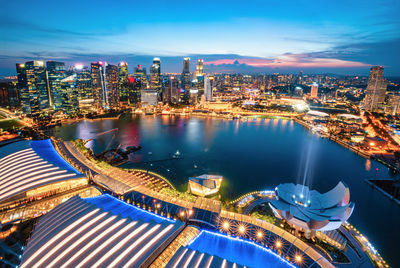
[
  {"xmin": 223, "ymin": 221, "xmax": 229, "ymax": 230},
  {"xmin": 238, "ymin": 225, "xmax": 245, "ymax": 234}
]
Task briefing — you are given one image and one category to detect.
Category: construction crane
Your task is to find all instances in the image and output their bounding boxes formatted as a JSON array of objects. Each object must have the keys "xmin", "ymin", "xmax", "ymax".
[
  {"xmin": 84, "ymin": 128, "xmax": 119, "ymax": 157},
  {"xmin": 85, "ymin": 128, "xmax": 118, "ymax": 143},
  {"xmin": 100, "ymin": 133, "xmax": 116, "ymax": 156},
  {"xmin": 109, "ymin": 143, "xmax": 122, "ymax": 161}
]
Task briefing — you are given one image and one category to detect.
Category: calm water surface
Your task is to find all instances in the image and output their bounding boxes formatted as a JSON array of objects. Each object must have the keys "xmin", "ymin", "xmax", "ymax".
[{"xmin": 50, "ymin": 114, "xmax": 400, "ymax": 266}]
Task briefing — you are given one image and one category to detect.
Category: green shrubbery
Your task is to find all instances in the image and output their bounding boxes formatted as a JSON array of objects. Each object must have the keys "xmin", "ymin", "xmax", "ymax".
[
  {"xmin": 250, "ymin": 211, "xmax": 276, "ymax": 224},
  {"xmin": 160, "ymin": 187, "xmax": 197, "ymax": 203}
]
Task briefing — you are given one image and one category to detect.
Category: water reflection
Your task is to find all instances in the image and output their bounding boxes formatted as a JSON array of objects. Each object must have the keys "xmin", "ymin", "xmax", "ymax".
[
  {"xmin": 50, "ymin": 116, "xmax": 400, "ymax": 265},
  {"xmin": 365, "ymin": 159, "xmax": 371, "ymax": 171}
]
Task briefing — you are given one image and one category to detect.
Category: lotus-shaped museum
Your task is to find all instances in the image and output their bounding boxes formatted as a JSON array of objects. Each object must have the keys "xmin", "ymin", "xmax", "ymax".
[{"xmin": 269, "ymin": 181, "xmax": 354, "ymax": 231}]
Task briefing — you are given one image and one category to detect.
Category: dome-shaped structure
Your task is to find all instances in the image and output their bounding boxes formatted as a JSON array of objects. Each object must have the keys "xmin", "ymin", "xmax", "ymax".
[{"xmin": 269, "ymin": 182, "xmax": 354, "ymax": 231}]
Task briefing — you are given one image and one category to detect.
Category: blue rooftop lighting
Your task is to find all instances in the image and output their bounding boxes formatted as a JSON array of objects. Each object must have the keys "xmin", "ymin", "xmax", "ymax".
[
  {"xmin": 30, "ymin": 139, "xmax": 81, "ymax": 174},
  {"xmin": 85, "ymin": 194, "xmax": 175, "ymax": 224},
  {"xmin": 187, "ymin": 230, "xmax": 296, "ymax": 268}
]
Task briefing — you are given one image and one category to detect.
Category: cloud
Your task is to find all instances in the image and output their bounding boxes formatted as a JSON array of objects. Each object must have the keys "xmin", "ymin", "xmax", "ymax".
[
  {"xmin": 205, "ymin": 54, "xmax": 369, "ymax": 68},
  {"xmin": 0, "ymin": 38, "xmax": 399, "ymax": 77}
]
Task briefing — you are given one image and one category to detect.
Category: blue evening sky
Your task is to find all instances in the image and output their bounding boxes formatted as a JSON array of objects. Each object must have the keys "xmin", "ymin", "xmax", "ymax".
[{"xmin": 1, "ymin": 0, "xmax": 399, "ymax": 75}]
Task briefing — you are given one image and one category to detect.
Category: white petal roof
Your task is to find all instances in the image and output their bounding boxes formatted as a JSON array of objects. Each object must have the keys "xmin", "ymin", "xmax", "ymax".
[{"xmin": 270, "ymin": 182, "xmax": 354, "ymax": 231}]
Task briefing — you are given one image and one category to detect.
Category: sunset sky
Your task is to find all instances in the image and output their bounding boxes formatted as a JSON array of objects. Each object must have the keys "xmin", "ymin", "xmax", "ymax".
[{"xmin": 1, "ymin": 0, "xmax": 399, "ymax": 75}]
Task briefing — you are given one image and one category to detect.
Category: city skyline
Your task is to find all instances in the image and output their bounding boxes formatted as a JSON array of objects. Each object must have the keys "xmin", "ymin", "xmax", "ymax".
[
  {"xmin": 1, "ymin": 1, "xmax": 400, "ymax": 267},
  {"xmin": 1, "ymin": 0, "xmax": 400, "ymax": 76}
]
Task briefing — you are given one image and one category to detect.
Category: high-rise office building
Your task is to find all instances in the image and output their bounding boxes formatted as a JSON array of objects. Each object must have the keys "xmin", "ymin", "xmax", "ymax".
[
  {"xmin": 75, "ymin": 65, "xmax": 92, "ymax": 100},
  {"xmin": 183, "ymin": 57, "xmax": 190, "ymax": 74},
  {"xmin": 16, "ymin": 61, "xmax": 50, "ymax": 115},
  {"xmin": 26, "ymin": 61, "xmax": 50, "ymax": 111},
  {"xmin": 91, "ymin": 62, "xmax": 106, "ymax": 109},
  {"xmin": 196, "ymin": 59, "xmax": 204, "ymax": 76},
  {"xmin": 46, "ymin": 61, "xmax": 66, "ymax": 111},
  {"xmin": 163, "ymin": 76, "xmax": 179, "ymax": 104},
  {"xmin": 129, "ymin": 65, "xmax": 147, "ymax": 105},
  {"xmin": 150, "ymin": 57, "xmax": 161, "ymax": 91},
  {"xmin": 180, "ymin": 57, "xmax": 191, "ymax": 103},
  {"xmin": 0, "ymin": 82, "xmax": 12, "ymax": 107},
  {"xmin": 118, "ymin": 62, "xmax": 129, "ymax": 104},
  {"xmin": 204, "ymin": 76, "xmax": 213, "ymax": 101},
  {"xmin": 59, "ymin": 74, "xmax": 79, "ymax": 114},
  {"xmin": 310, "ymin": 83, "xmax": 318, "ymax": 99},
  {"xmin": 0, "ymin": 81, "xmax": 19, "ymax": 108},
  {"xmin": 134, "ymin": 65, "xmax": 147, "ymax": 88},
  {"xmin": 297, "ymin": 70, "xmax": 303, "ymax": 84},
  {"xmin": 385, "ymin": 93, "xmax": 400, "ymax": 115},
  {"xmin": 162, "ymin": 78, "xmax": 170, "ymax": 104},
  {"xmin": 16, "ymin": 63, "xmax": 29, "ymax": 114},
  {"xmin": 364, "ymin": 66, "xmax": 387, "ymax": 111},
  {"xmin": 127, "ymin": 76, "xmax": 139, "ymax": 106},
  {"xmin": 195, "ymin": 59, "xmax": 205, "ymax": 91},
  {"xmin": 105, "ymin": 64, "xmax": 119, "ymax": 109}
]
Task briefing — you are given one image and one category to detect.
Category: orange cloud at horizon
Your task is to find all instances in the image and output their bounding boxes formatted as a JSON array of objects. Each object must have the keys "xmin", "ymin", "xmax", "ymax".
[{"xmin": 204, "ymin": 54, "xmax": 369, "ymax": 68}]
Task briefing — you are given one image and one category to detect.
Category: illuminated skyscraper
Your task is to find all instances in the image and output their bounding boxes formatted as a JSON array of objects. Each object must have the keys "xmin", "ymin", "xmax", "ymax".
[
  {"xmin": 16, "ymin": 61, "xmax": 50, "ymax": 115},
  {"xmin": 118, "ymin": 62, "xmax": 129, "ymax": 104},
  {"xmin": 364, "ymin": 66, "xmax": 387, "ymax": 111},
  {"xmin": 134, "ymin": 65, "xmax": 147, "ymax": 88},
  {"xmin": 0, "ymin": 81, "xmax": 19, "ymax": 109},
  {"xmin": 46, "ymin": 61, "xmax": 66, "ymax": 110},
  {"xmin": 0, "ymin": 83, "xmax": 9, "ymax": 107},
  {"xmin": 297, "ymin": 70, "xmax": 303, "ymax": 84},
  {"xmin": 91, "ymin": 62, "xmax": 106, "ymax": 109},
  {"xmin": 129, "ymin": 65, "xmax": 147, "ymax": 105},
  {"xmin": 310, "ymin": 83, "xmax": 318, "ymax": 99},
  {"xmin": 150, "ymin": 57, "xmax": 161, "ymax": 90},
  {"xmin": 16, "ymin": 63, "xmax": 29, "ymax": 114},
  {"xmin": 204, "ymin": 76, "xmax": 213, "ymax": 101},
  {"xmin": 59, "ymin": 74, "xmax": 79, "ymax": 114},
  {"xmin": 0, "ymin": 81, "xmax": 19, "ymax": 108},
  {"xmin": 386, "ymin": 93, "xmax": 400, "ymax": 115},
  {"xmin": 181, "ymin": 57, "xmax": 191, "ymax": 103},
  {"xmin": 196, "ymin": 59, "xmax": 203, "ymax": 76},
  {"xmin": 183, "ymin": 57, "xmax": 190, "ymax": 74},
  {"xmin": 163, "ymin": 76, "xmax": 179, "ymax": 104},
  {"xmin": 105, "ymin": 64, "xmax": 119, "ymax": 109},
  {"xmin": 75, "ymin": 65, "xmax": 92, "ymax": 100},
  {"xmin": 26, "ymin": 61, "xmax": 51, "ymax": 111},
  {"xmin": 195, "ymin": 59, "xmax": 205, "ymax": 91}
]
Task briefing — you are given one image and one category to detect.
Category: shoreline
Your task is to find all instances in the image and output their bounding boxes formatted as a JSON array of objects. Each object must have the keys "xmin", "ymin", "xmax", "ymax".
[{"xmin": 60, "ymin": 113, "xmax": 399, "ymax": 175}]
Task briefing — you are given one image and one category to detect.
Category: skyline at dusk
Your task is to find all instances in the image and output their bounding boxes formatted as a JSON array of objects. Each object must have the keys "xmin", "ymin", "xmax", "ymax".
[
  {"xmin": 2, "ymin": 1, "xmax": 400, "ymax": 267},
  {"xmin": 1, "ymin": 0, "xmax": 400, "ymax": 76}
]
